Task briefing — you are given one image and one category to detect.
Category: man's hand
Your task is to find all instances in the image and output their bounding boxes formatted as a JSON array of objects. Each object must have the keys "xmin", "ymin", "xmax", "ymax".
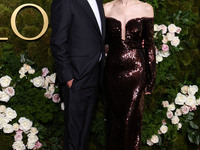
[
  {"xmin": 145, "ymin": 87, "xmax": 151, "ymax": 95},
  {"xmin": 67, "ymin": 79, "xmax": 74, "ymax": 88}
]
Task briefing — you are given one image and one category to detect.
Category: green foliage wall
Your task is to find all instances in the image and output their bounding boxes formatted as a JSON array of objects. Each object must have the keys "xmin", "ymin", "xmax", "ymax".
[
  {"xmin": 0, "ymin": 0, "xmax": 200, "ymax": 150},
  {"xmin": 0, "ymin": 0, "xmax": 53, "ymax": 69}
]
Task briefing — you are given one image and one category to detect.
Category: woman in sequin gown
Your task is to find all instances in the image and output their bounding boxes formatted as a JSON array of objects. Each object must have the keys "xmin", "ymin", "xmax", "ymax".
[{"xmin": 103, "ymin": 0, "xmax": 156, "ymax": 150}]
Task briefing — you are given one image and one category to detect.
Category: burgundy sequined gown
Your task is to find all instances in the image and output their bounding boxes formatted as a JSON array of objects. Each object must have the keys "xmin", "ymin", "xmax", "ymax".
[{"xmin": 105, "ymin": 17, "xmax": 156, "ymax": 150}]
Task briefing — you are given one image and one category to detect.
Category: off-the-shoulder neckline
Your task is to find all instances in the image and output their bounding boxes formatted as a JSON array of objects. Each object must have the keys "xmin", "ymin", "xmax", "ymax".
[
  {"xmin": 106, "ymin": 16, "xmax": 154, "ymax": 25},
  {"xmin": 105, "ymin": 16, "xmax": 154, "ymax": 40}
]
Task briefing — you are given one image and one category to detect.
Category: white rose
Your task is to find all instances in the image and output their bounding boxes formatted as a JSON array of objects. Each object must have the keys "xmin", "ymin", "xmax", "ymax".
[
  {"xmin": 162, "ymin": 101, "xmax": 169, "ymax": 107},
  {"xmin": 188, "ymin": 85, "xmax": 198, "ymax": 95},
  {"xmin": 158, "ymin": 129, "xmax": 162, "ymax": 135},
  {"xmin": 175, "ymin": 109, "xmax": 182, "ymax": 116},
  {"xmin": 4, "ymin": 87, "xmax": 15, "ymax": 97},
  {"xmin": 154, "ymin": 24, "xmax": 159, "ymax": 32},
  {"xmin": 48, "ymin": 84, "xmax": 55, "ymax": 95},
  {"xmin": 31, "ymin": 76, "xmax": 44, "ymax": 88},
  {"xmin": 181, "ymin": 105, "xmax": 190, "ymax": 115},
  {"xmin": 27, "ymin": 133, "xmax": 39, "ymax": 143},
  {"xmin": 160, "ymin": 125, "xmax": 168, "ymax": 134},
  {"xmin": 19, "ymin": 117, "xmax": 33, "ymax": 132},
  {"xmin": 166, "ymin": 32, "xmax": 175, "ymax": 41},
  {"xmin": 12, "ymin": 141, "xmax": 26, "ymax": 150},
  {"xmin": 19, "ymin": 74, "xmax": 26, "ymax": 79},
  {"xmin": 162, "ymin": 35, "xmax": 168, "ymax": 44},
  {"xmin": 150, "ymin": 134, "xmax": 159, "ymax": 144},
  {"xmin": 0, "ymin": 124, "xmax": 3, "ymax": 130},
  {"xmin": 0, "ymin": 75, "xmax": 12, "ymax": 88},
  {"xmin": 156, "ymin": 54, "xmax": 163, "ymax": 63},
  {"xmin": 196, "ymin": 98, "xmax": 200, "ymax": 105},
  {"xmin": 177, "ymin": 123, "xmax": 182, "ymax": 130},
  {"xmin": 175, "ymin": 93, "xmax": 187, "ymax": 105},
  {"xmin": 0, "ymin": 91, "xmax": 10, "ymax": 102},
  {"xmin": 166, "ymin": 111, "xmax": 173, "ymax": 119},
  {"xmin": 3, "ymin": 124, "xmax": 14, "ymax": 133},
  {"xmin": 5, "ymin": 107, "xmax": 17, "ymax": 120},
  {"xmin": 28, "ymin": 69, "xmax": 35, "ymax": 74},
  {"xmin": 185, "ymin": 95, "xmax": 196, "ymax": 107},
  {"xmin": 0, "ymin": 116, "xmax": 10, "ymax": 128},
  {"xmin": 13, "ymin": 123, "xmax": 20, "ymax": 131},
  {"xmin": 168, "ymin": 24, "xmax": 177, "ymax": 33},
  {"xmin": 44, "ymin": 90, "xmax": 53, "ymax": 99},
  {"xmin": 43, "ymin": 78, "xmax": 50, "ymax": 89},
  {"xmin": 171, "ymin": 116, "xmax": 180, "ymax": 124},
  {"xmin": 147, "ymin": 139, "xmax": 153, "ymax": 146},
  {"xmin": 61, "ymin": 102, "xmax": 65, "ymax": 110},
  {"xmin": 154, "ymin": 32, "xmax": 158, "ymax": 38},
  {"xmin": 160, "ymin": 51, "xmax": 170, "ymax": 58},
  {"xmin": 171, "ymin": 36, "xmax": 180, "ymax": 47},
  {"xmin": 49, "ymin": 73, "xmax": 56, "ymax": 83},
  {"xmin": 19, "ymin": 67, "xmax": 27, "ymax": 75},
  {"xmin": 181, "ymin": 85, "xmax": 189, "ymax": 94},
  {"xmin": 0, "ymin": 105, "xmax": 6, "ymax": 113},
  {"xmin": 159, "ymin": 24, "xmax": 167, "ymax": 34},
  {"xmin": 167, "ymin": 103, "xmax": 175, "ymax": 111},
  {"xmin": 27, "ymin": 142, "xmax": 35, "ymax": 149},
  {"xmin": 23, "ymin": 64, "xmax": 32, "ymax": 71},
  {"xmin": 30, "ymin": 127, "xmax": 38, "ymax": 135}
]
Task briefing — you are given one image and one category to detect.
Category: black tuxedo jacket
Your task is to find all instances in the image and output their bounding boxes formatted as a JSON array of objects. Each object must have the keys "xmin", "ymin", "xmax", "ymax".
[{"xmin": 50, "ymin": 0, "xmax": 105, "ymax": 84}]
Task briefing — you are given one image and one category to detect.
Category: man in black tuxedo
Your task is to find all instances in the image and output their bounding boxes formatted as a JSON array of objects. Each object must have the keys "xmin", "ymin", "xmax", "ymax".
[{"xmin": 50, "ymin": 0, "xmax": 105, "ymax": 149}]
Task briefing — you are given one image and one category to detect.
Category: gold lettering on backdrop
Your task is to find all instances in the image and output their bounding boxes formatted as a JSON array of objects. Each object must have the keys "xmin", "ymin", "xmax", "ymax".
[
  {"xmin": 0, "ymin": 38, "xmax": 8, "ymax": 40},
  {"xmin": 11, "ymin": 3, "xmax": 49, "ymax": 40}
]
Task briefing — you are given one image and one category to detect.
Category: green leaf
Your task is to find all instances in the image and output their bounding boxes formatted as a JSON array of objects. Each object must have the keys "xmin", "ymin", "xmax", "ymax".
[
  {"xmin": 173, "ymin": 10, "xmax": 182, "ymax": 20},
  {"xmin": 188, "ymin": 131, "xmax": 195, "ymax": 143},
  {"xmin": 189, "ymin": 121, "xmax": 199, "ymax": 129},
  {"xmin": 20, "ymin": 54, "xmax": 25, "ymax": 63},
  {"xmin": 195, "ymin": 135, "xmax": 200, "ymax": 145},
  {"xmin": 187, "ymin": 112, "xmax": 194, "ymax": 120}
]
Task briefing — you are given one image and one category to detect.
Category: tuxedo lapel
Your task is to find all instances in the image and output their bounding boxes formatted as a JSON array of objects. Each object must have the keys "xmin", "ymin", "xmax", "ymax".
[
  {"xmin": 96, "ymin": 0, "xmax": 106, "ymax": 38},
  {"xmin": 76, "ymin": 0, "xmax": 101, "ymax": 35}
]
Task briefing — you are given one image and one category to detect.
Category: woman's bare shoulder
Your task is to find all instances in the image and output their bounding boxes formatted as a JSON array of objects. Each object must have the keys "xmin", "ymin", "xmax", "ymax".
[
  {"xmin": 103, "ymin": 1, "xmax": 115, "ymax": 16},
  {"xmin": 140, "ymin": 2, "xmax": 154, "ymax": 17}
]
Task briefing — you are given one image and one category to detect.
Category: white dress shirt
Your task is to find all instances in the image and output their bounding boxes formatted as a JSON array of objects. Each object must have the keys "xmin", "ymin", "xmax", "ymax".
[{"xmin": 87, "ymin": 0, "xmax": 102, "ymax": 33}]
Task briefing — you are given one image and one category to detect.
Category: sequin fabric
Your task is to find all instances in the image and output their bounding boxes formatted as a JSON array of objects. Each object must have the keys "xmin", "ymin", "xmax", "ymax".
[{"xmin": 105, "ymin": 17, "xmax": 156, "ymax": 150}]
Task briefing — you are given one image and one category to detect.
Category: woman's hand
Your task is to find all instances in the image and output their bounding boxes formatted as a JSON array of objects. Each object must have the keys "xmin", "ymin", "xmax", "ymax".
[{"xmin": 105, "ymin": 44, "xmax": 109, "ymax": 56}]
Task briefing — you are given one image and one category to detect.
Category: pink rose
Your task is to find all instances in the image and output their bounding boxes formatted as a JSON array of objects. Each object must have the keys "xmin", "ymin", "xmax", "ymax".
[
  {"xmin": 52, "ymin": 94, "xmax": 61, "ymax": 103},
  {"xmin": 162, "ymin": 44, "xmax": 169, "ymax": 52},
  {"xmin": 166, "ymin": 111, "xmax": 173, "ymax": 119},
  {"xmin": 162, "ymin": 101, "xmax": 169, "ymax": 107},
  {"xmin": 16, "ymin": 130, "xmax": 23, "ymax": 135},
  {"xmin": 162, "ymin": 119, "xmax": 166, "ymax": 125},
  {"xmin": 14, "ymin": 130, "xmax": 23, "ymax": 141},
  {"xmin": 33, "ymin": 141, "xmax": 42, "ymax": 150},
  {"xmin": 176, "ymin": 27, "xmax": 182, "ymax": 34},
  {"xmin": 155, "ymin": 46, "xmax": 159, "ymax": 54},
  {"xmin": 4, "ymin": 87, "xmax": 15, "ymax": 97},
  {"xmin": 181, "ymin": 105, "xmax": 190, "ymax": 114},
  {"xmin": 159, "ymin": 24, "xmax": 167, "ymax": 34},
  {"xmin": 190, "ymin": 105, "xmax": 197, "ymax": 111},
  {"xmin": 42, "ymin": 68, "xmax": 49, "ymax": 77}
]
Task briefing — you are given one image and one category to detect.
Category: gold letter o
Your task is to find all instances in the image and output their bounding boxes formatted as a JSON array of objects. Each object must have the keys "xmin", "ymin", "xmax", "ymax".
[{"xmin": 11, "ymin": 3, "xmax": 49, "ymax": 40}]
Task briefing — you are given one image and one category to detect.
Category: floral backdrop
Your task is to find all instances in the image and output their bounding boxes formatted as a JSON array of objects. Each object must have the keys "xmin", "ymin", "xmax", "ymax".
[{"xmin": 0, "ymin": 0, "xmax": 200, "ymax": 150}]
